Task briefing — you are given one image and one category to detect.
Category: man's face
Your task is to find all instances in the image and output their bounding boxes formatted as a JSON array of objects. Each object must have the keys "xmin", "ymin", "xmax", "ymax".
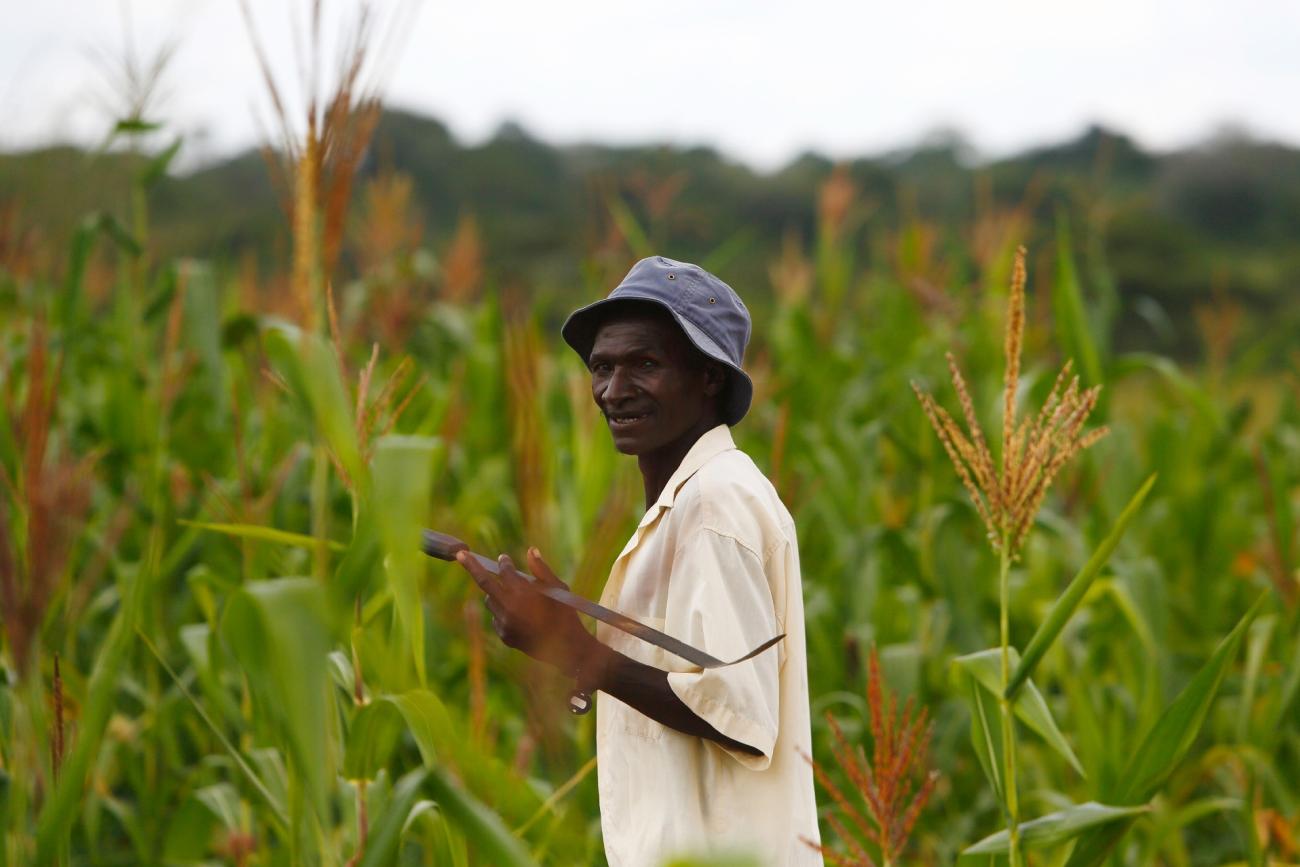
[{"xmin": 588, "ymin": 312, "xmax": 720, "ymax": 456}]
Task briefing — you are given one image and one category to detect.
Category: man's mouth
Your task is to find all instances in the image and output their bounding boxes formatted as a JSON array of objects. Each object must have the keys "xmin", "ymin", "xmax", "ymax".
[{"xmin": 607, "ymin": 410, "xmax": 652, "ymax": 428}]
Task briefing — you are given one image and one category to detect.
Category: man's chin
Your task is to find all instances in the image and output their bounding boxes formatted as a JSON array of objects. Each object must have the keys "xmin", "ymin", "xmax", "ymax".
[
  {"xmin": 608, "ymin": 429, "xmax": 647, "ymax": 455},
  {"xmin": 606, "ymin": 423, "xmax": 656, "ymax": 455}
]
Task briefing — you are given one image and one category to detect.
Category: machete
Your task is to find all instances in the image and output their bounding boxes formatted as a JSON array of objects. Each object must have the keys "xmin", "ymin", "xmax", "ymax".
[{"xmin": 421, "ymin": 529, "xmax": 785, "ymax": 698}]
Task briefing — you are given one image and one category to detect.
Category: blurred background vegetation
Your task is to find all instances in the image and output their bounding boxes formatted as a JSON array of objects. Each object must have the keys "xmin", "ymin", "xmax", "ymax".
[
  {"xmin": 5, "ymin": 110, "xmax": 1300, "ymax": 362},
  {"xmin": 1, "ymin": 24, "xmax": 1298, "ymax": 866}
]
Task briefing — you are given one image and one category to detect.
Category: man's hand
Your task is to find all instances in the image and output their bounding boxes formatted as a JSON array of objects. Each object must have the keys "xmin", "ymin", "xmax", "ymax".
[{"xmin": 455, "ymin": 547, "xmax": 596, "ymax": 675}]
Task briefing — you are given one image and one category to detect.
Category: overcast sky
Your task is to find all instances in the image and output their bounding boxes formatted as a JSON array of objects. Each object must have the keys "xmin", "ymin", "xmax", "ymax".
[{"xmin": 4, "ymin": 0, "xmax": 1299, "ymax": 171}]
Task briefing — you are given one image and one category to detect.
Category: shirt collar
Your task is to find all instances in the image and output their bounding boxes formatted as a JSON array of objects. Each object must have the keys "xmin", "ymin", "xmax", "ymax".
[
  {"xmin": 645, "ymin": 424, "xmax": 737, "ymax": 517},
  {"xmin": 609, "ymin": 425, "xmax": 737, "ymax": 573}
]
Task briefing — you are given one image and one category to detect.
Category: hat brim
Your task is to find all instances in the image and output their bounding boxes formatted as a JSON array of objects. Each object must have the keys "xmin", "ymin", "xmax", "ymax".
[{"xmin": 561, "ymin": 294, "xmax": 754, "ymax": 426}]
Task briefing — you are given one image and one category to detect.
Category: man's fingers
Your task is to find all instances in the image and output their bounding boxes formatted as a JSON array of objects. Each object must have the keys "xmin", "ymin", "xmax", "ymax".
[
  {"xmin": 496, "ymin": 554, "xmax": 529, "ymax": 593},
  {"xmin": 455, "ymin": 550, "xmax": 503, "ymax": 601},
  {"xmin": 526, "ymin": 547, "xmax": 568, "ymax": 589}
]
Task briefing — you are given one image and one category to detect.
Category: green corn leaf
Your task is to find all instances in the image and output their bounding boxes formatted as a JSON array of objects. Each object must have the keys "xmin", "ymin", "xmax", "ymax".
[
  {"xmin": 334, "ymin": 505, "xmax": 381, "ymax": 600},
  {"xmin": 344, "ymin": 702, "xmax": 406, "ymax": 781},
  {"xmin": 139, "ymin": 632, "xmax": 288, "ymax": 828},
  {"xmin": 1054, "ymin": 212, "xmax": 1102, "ymax": 388},
  {"xmin": 358, "ymin": 768, "xmax": 430, "ymax": 867},
  {"xmin": 963, "ymin": 802, "xmax": 1149, "ymax": 854},
  {"xmin": 1112, "ymin": 353, "xmax": 1221, "ymax": 432},
  {"xmin": 59, "ymin": 212, "xmax": 143, "ymax": 329},
  {"xmin": 264, "ymin": 326, "xmax": 363, "ymax": 485},
  {"xmin": 178, "ymin": 519, "xmax": 346, "ymax": 551},
  {"xmin": 1008, "ymin": 475, "xmax": 1156, "ymax": 698},
  {"xmin": 1063, "ymin": 595, "xmax": 1265, "ymax": 867},
  {"xmin": 402, "ymin": 802, "xmax": 470, "ymax": 867},
  {"xmin": 140, "ymin": 137, "xmax": 182, "ymax": 189},
  {"xmin": 954, "ymin": 648, "xmax": 1084, "ymax": 776},
  {"xmin": 179, "ymin": 261, "xmax": 227, "ymax": 424},
  {"xmin": 372, "ymin": 435, "xmax": 438, "ymax": 685},
  {"xmin": 1237, "ymin": 615, "xmax": 1275, "ymax": 743},
  {"xmin": 113, "ymin": 117, "xmax": 162, "ymax": 134},
  {"xmin": 359, "ymin": 768, "xmax": 537, "ymax": 867},
  {"xmin": 425, "ymin": 765, "xmax": 537, "ymax": 867},
  {"xmin": 1269, "ymin": 628, "xmax": 1300, "ymax": 736},
  {"xmin": 1256, "ymin": 442, "xmax": 1295, "ymax": 594},
  {"xmin": 35, "ymin": 550, "xmax": 150, "ymax": 864},
  {"xmin": 1116, "ymin": 594, "xmax": 1265, "ymax": 803},
  {"xmin": 960, "ymin": 670, "xmax": 1005, "ymax": 807},
  {"xmin": 344, "ymin": 689, "xmax": 456, "ymax": 779},
  {"xmin": 221, "ymin": 579, "xmax": 332, "ymax": 822}
]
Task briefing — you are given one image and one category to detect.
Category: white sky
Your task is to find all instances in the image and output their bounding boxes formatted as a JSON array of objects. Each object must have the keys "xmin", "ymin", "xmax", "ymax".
[{"xmin": 3, "ymin": 0, "xmax": 1299, "ymax": 171}]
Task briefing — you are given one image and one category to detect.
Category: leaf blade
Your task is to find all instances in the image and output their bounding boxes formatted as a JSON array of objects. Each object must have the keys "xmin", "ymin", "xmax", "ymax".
[
  {"xmin": 964, "ymin": 802, "xmax": 1149, "ymax": 854},
  {"xmin": 955, "ymin": 648, "xmax": 1085, "ymax": 776},
  {"xmin": 1007, "ymin": 475, "xmax": 1156, "ymax": 698}
]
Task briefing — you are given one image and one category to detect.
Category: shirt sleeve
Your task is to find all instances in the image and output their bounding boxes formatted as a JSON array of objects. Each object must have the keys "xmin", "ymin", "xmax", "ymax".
[{"xmin": 663, "ymin": 526, "xmax": 782, "ymax": 771}]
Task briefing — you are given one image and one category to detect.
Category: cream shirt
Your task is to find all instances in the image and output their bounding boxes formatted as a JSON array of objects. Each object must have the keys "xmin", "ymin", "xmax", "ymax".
[{"xmin": 595, "ymin": 425, "xmax": 823, "ymax": 867}]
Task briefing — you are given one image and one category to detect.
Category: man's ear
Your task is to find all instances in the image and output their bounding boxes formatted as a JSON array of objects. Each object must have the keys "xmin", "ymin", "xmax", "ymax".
[{"xmin": 702, "ymin": 361, "xmax": 727, "ymax": 398}]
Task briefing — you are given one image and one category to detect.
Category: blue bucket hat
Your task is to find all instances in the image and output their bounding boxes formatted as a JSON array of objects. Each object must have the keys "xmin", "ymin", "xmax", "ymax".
[{"xmin": 561, "ymin": 256, "xmax": 754, "ymax": 425}]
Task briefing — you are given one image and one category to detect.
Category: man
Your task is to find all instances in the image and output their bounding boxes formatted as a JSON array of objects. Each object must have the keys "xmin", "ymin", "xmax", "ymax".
[{"xmin": 456, "ymin": 256, "xmax": 821, "ymax": 866}]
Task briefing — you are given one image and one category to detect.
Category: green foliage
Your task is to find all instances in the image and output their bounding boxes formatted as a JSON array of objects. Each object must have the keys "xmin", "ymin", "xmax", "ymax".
[
  {"xmin": 964, "ymin": 802, "xmax": 1150, "ymax": 855},
  {"xmin": 372, "ymin": 435, "xmax": 439, "ymax": 686},
  {"xmin": 954, "ymin": 648, "xmax": 1085, "ymax": 777},
  {"xmin": 1007, "ymin": 474, "xmax": 1157, "ymax": 698},
  {"xmin": 1063, "ymin": 597, "xmax": 1266, "ymax": 867},
  {"xmin": 1, "ymin": 103, "xmax": 1296, "ymax": 867}
]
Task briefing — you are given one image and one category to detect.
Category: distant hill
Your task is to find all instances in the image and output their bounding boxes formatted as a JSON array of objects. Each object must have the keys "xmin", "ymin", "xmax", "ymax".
[{"xmin": 3, "ymin": 110, "xmax": 1299, "ymax": 357}]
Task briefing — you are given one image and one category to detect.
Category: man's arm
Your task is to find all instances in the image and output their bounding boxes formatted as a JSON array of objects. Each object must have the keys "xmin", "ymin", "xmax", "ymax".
[
  {"xmin": 577, "ymin": 633, "xmax": 763, "ymax": 757},
  {"xmin": 455, "ymin": 548, "xmax": 763, "ymax": 757}
]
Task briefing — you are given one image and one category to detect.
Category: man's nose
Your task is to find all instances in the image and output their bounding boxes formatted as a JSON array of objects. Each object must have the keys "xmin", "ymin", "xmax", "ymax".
[{"xmin": 604, "ymin": 365, "xmax": 636, "ymax": 403}]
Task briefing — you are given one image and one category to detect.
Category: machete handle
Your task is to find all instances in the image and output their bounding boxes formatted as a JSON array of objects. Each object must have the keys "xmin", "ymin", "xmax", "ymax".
[
  {"xmin": 421, "ymin": 529, "xmax": 470, "ymax": 561},
  {"xmin": 421, "ymin": 529, "xmax": 543, "ymax": 584}
]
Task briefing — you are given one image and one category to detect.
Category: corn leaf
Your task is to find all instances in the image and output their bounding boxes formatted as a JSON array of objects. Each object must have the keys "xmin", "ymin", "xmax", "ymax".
[
  {"xmin": 1063, "ymin": 595, "xmax": 1265, "ymax": 867},
  {"xmin": 264, "ymin": 326, "xmax": 363, "ymax": 485},
  {"xmin": 179, "ymin": 261, "xmax": 227, "ymax": 425},
  {"xmin": 1116, "ymin": 594, "xmax": 1265, "ymax": 803},
  {"xmin": 1053, "ymin": 213, "xmax": 1102, "ymax": 388},
  {"xmin": 221, "ymin": 579, "xmax": 332, "ymax": 822},
  {"xmin": 960, "ymin": 669, "xmax": 1005, "ymax": 807},
  {"xmin": 359, "ymin": 768, "xmax": 536, "ymax": 867},
  {"xmin": 140, "ymin": 138, "xmax": 182, "ymax": 189},
  {"xmin": 1008, "ymin": 475, "xmax": 1156, "ymax": 698},
  {"xmin": 963, "ymin": 802, "xmax": 1149, "ymax": 854},
  {"xmin": 954, "ymin": 648, "xmax": 1085, "ymax": 777},
  {"xmin": 178, "ymin": 519, "xmax": 346, "ymax": 551},
  {"xmin": 371, "ymin": 435, "xmax": 438, "ymax": 686},
  {"xmin": 35, "ymin": 553, "xmax": 149, "ymax": 864},
  {"xmin": 423, "ymin": 765, "xmax": 537, "ymax": 866},
  {"xmin": 1237, "ymin": 615, "xmax": 1275, "ymax": 742},
  {"xmin": 344, "ymin": 689, "xmax": 456, "ymax": 779},
  {"xmin": 1270, "ymin": 628, "xmax": 1300, "ymax": 737},
  {"xmin": 140, "ymin": 632, "xmax": 288, "ymax": 828}
]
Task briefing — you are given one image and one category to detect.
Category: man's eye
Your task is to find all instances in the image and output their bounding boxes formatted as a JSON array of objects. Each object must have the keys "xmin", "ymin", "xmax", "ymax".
[
  {"xmin": 591, "ymin": 362, "xmax": 611, "ymax": 374},
  {"xmin": 640, "ymin": 359, "xmax": 656, "ymax": 369}
]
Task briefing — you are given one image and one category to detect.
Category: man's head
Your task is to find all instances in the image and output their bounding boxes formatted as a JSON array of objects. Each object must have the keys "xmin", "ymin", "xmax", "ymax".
[
  {"xmin": 561, "ymin": 257, "xmax": 753, "ymax": 456},
  {"xmin": 583, "ymin": 301, "xmax": 728, "ymax": 455}
]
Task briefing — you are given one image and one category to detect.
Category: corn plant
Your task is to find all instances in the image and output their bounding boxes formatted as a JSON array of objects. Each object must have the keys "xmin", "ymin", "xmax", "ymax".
[
  {"xmin": 913, "ymin": 246, "xmax": 1268, "ymax": 864},
  {"xmin": 802, "ymin": 647, "xmax": 938, "ymax": 866}
]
